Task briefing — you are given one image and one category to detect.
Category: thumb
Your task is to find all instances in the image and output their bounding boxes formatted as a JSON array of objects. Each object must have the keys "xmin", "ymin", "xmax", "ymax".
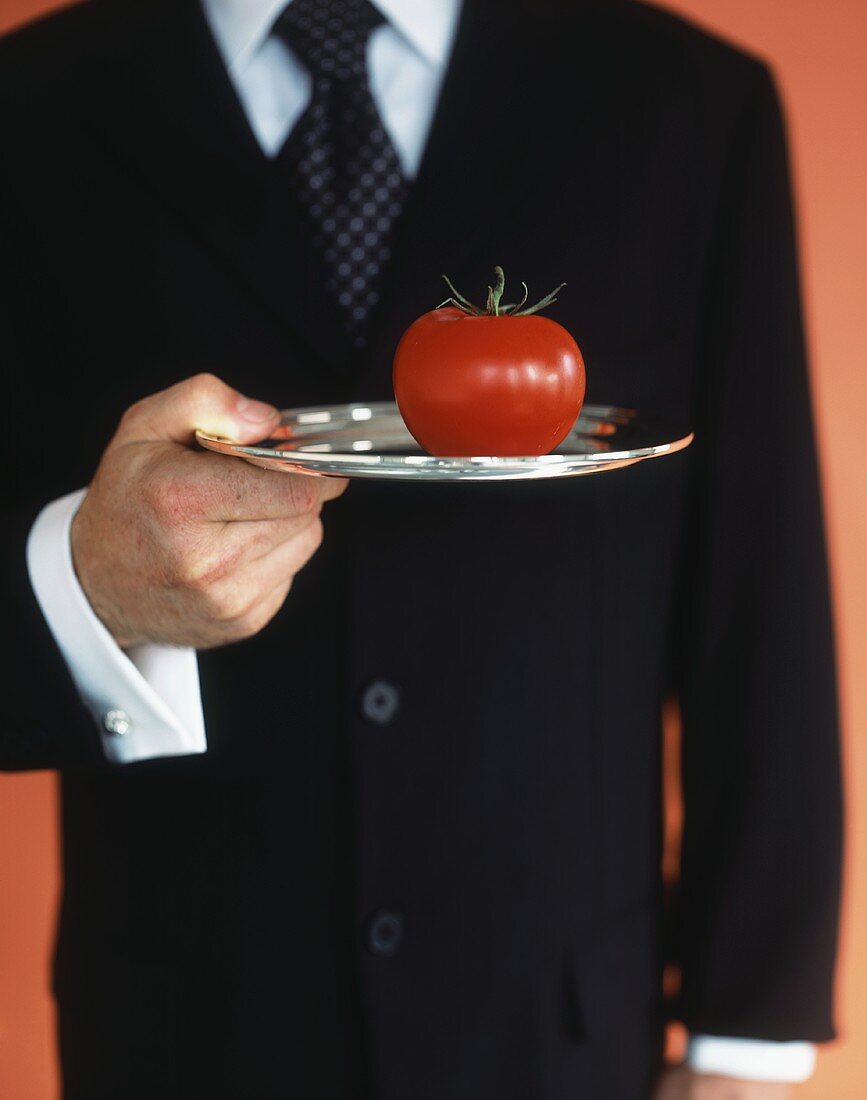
[{"xmin": 112, "ymin": 373, "xmax": 281, "ymax": 447}]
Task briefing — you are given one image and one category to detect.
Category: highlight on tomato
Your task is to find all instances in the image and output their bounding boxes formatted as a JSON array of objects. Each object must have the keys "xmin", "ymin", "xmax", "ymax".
[{"xmin": 392, "ymin": 266, "xmax": 586, "ymax": 457}]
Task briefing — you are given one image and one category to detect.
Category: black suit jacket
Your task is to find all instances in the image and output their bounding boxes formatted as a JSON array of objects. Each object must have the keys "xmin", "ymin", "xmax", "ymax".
[{"xmin": 1, "ymin": 1, "xmax": 842, "ymax": 1098}]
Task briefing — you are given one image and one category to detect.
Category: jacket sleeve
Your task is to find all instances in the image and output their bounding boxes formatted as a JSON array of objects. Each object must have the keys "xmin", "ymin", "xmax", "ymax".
[
  {"xmin": 2, "ymin": 506, "xmax": 107, "ymax": 771},
  {"xmin": 2, "ymin": 215, "xmax": 109, "ymax": 771},
  {"xmin": 669, "ymin": 64, "xmax": 843, "ymax": 1042}
]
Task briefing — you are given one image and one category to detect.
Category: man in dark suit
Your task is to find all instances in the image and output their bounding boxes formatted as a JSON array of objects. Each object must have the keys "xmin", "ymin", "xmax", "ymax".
[{"xmin": 2, "ymin": 0, "xmax": 841, "ymax": 1097}]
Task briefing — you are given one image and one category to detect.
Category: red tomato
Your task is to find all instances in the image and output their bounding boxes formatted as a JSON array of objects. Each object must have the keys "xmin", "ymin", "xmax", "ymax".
[{"xmin": 392, "ymin": 307, "xmax": 585, "ymax": 457}]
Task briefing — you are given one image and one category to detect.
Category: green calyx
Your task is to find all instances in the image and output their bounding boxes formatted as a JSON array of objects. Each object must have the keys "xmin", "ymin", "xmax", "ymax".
[{"xmin": 437, "ymin": 266, "xmax": 566, "ymax": 318}]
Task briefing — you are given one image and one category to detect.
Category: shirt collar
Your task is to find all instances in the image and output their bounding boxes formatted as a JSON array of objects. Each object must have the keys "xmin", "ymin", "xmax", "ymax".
[
  {"xmin": 202, "ymin": 0, "xmax": 462, "ymax": 75},
  {"xmin": 372, "ymin": 0, "xmax": 461, "ymax": 67}
]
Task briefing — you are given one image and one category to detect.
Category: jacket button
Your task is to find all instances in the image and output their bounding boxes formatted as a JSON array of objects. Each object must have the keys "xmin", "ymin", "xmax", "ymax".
[
  {"xmin": 367, "ymin": 910, "xmax": 404, "ymax": 957},
  {"xmin": 360, "ymin": 680, "xmax": 400, "ymax": 726}
]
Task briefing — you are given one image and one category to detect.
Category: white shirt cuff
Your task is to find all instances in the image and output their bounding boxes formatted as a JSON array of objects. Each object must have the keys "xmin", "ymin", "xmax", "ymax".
[
  {"xmin": 26, "ymin": 489, "xmax": 207, "ymax": 764},
  {"xmin": 687, "ymin": 1034, "xmax": 817, "ymax": 1082}
]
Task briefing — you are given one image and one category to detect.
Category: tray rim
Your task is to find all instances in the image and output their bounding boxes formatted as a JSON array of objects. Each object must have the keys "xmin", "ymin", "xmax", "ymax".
[{"xmin": 195, "ymin": 401, "xmax": 694, "ymax": 481}]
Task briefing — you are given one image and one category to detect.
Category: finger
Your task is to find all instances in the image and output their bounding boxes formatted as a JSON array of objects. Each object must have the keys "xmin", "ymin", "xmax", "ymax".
[
  {"xmin": 217, "ymin": 509, "xmax": 323, "ymax": 565},
  {"xmin": 205, "ymin": 518, "xmax": 325, "ymax": 625},
  {"xmin": 144, "ymin": 449, "xmax": 348, "ymax": 523},
  {"xmin": 315, "ymin": 474, "xmax": 350, "ymax": 502},
  {"xmin": 239, "ymin": 515, "xmax": 324, "ymax": 593},
  {"xmin": 214, "ymin": 458, "xmax": 350, "ymax": 504},
  {"xmin": 205, "ymin": 466, "xmax": 347, "ymax": 521},
  {"xmin": 112, "ymin": 372, "xmax": 281, "ymax": 448}
]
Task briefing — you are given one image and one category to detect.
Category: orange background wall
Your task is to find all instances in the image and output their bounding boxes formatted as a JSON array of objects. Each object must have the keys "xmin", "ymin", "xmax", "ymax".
[{"xmin": 1, "ymin": 1, "xmax": 865, "ymax": 1096}]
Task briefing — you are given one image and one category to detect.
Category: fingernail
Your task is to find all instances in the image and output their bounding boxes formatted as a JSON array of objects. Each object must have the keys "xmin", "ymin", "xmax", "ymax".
[{"xmin": 237, "ymin": 396, "xmax": 277, "ymax": 423}]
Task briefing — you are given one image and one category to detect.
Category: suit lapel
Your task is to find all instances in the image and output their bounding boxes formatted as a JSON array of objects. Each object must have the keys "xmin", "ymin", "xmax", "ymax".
[{"xmin": 94, "ymin": 0, "xmax": 356, "ymax": 378}]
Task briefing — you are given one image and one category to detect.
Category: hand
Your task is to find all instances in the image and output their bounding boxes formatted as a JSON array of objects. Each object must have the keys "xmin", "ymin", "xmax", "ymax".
[
  {"xmin": 653, "ymin": 1067, "xmax": 794, "ymax": 1100},
  {"xmin": 71, "ymin": 373, "xmax": 347, "ymax": 649}
]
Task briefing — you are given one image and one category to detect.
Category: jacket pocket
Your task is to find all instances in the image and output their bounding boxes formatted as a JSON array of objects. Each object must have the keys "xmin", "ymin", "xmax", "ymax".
[{"xmin": 564, "ymin": 897, "xmax": 662, "ymax": 1043}]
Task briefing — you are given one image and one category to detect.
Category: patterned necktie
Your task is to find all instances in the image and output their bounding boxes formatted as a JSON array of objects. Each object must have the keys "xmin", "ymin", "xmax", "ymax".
[{"xmin": 274, "ymin": 0, "xmax": 410, "ymax": 348}]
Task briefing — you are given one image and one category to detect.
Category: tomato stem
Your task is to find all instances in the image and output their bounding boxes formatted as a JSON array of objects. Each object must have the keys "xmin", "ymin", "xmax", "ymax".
[
  {"xmin": 520, "ymin": 283, "xmax": 566, "ymax": 316},
  {"xmin": 439, "ymin": 267, "xmax": 566, "ymax": 318},
  {"xmin": 440, "ymin": 276, "xmax": 483, "ymax": 315},
  {"xmin": 489, "ymin": 266, "xmax": 506, "ymax": 316}
]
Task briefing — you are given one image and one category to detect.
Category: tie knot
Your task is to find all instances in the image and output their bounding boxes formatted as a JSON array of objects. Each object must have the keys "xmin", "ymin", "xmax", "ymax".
[{"xmin": 275, "ymin": 0, "xmax": 385, "ymax": 81}]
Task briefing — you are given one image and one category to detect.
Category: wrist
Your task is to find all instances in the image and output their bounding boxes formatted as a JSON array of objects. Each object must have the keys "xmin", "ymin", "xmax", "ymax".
[{"xmin": 70, "ymin": 501, "xmax": 142, "ymax": 649}]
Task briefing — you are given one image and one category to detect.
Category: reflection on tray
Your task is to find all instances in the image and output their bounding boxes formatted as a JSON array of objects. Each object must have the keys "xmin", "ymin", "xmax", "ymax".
[{"xmin": 266, "ymin": 403, "xmax": 635, "ymax": 456}]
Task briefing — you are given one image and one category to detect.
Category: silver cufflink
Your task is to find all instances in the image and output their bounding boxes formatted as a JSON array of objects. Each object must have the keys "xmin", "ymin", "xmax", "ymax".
[{"xmin": 103, "ymin": 708, "xmax": 132, "ymax": 736}]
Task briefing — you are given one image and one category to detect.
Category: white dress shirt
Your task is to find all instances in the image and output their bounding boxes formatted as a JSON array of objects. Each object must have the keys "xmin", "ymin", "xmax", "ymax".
[{"xmin": 24, "ymin": 0, "xmax": 815, "ymax": 1081}]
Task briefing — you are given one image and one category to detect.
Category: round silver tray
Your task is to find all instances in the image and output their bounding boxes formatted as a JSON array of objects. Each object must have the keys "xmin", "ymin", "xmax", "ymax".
[{"xmin": 196, "ymin": 401, "xmax": 693, "ymax": 482}]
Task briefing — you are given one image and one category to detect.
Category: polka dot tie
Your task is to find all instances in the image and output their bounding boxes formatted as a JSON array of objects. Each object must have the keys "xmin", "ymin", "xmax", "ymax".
[{"xmin": 274, "ymin": 0, "xmax": 410, "ymax": 348}]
